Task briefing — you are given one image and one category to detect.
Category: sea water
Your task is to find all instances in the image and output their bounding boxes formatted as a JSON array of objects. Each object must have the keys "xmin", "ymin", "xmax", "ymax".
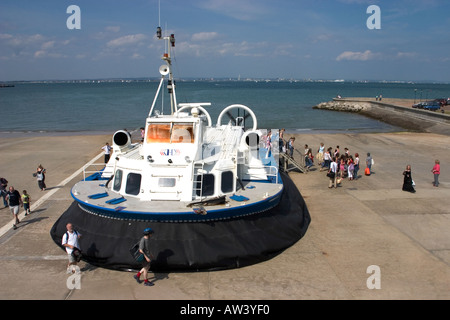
[{"xmin": 1, "ymin": 80, "xmax": 448, "ymax": 136}]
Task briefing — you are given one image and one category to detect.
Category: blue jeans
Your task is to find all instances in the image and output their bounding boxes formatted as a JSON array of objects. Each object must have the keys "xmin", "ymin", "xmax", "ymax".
[
  {"xmin": 305, "ymin": 157, "xmax": 312, "ymax": 167},
  {"xmin": 354, "ymin": 164, "xmax": 359, "ymax": 179},
  {"xmin": 434, "ymin": 174, "xmax": 439, "ymax": 186}
]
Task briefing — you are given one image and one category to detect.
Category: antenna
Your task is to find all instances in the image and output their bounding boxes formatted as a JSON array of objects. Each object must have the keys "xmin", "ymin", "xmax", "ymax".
[{"xmin": 158, "ymin": 0, "xmax": 161, "ymax": 27}]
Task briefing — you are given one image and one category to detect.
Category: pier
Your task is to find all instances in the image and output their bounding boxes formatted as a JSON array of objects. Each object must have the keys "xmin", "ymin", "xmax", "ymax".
[{"xmin": 314, "ymin": 97, "xmax": 450, "ymax": 136}]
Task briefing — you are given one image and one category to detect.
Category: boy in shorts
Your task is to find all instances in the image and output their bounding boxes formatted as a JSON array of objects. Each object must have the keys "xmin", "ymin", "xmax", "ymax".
[{"xmin": 22, "ymin": 190, "xmax": 31, "ymax": 215}]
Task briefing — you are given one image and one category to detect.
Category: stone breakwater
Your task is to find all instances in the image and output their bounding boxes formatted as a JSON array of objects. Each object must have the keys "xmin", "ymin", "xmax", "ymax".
[
  {"xmin": 313, "ymin": 98, "xmax": 450, "ymax": 135},
  {"xmin": 313, "ymin": 100, "xmax": 371, "ymax": 113}
]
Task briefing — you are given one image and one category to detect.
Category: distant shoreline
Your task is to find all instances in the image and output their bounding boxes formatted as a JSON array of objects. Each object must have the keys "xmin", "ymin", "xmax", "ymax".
[{"xmin": 2, "ymin": 78, "xmax": 450, "ymax": 84}]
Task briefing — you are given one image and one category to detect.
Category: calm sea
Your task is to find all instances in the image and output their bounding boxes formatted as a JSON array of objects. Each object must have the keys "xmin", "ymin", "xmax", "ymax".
[{"xmin": 1, "ymin": 80, "xmax": 449, "ymax": 136}]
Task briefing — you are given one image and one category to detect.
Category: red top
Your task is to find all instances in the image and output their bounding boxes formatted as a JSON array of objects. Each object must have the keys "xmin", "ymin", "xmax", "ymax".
[{"xmin": 432, "ymin": 164, "xmax": 440, "ymax": 174}]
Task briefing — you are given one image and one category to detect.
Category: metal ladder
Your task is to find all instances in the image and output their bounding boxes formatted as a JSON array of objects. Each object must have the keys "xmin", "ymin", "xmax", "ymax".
[{"xmin": 193, "ymin": 162, "xmax": 205, "ymax": 200}]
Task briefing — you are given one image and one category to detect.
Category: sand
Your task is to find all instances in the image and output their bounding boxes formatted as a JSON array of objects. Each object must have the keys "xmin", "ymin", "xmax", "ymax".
[{"xmin": 0, "ymin": 130, "xmax": 449, "ymax": 301}]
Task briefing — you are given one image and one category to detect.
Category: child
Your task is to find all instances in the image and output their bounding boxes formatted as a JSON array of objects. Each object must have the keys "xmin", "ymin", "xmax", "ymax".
[
  {"xmin": 22, "ymin": 190, "xmax": 31, "ymax": 215},
  {"xmin": 432, "ymin": 159, "xmax": 440, "ymax": 187}
]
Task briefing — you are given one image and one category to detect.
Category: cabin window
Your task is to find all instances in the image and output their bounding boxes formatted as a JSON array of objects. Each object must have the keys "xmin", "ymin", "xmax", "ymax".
[
  {"xmin": 196, "ymin": 174, "xmax": 215, "ymax": 197},
  {"xmin": 113, "ymin": 169, "xmax": 123, "ymax": 191},
  {"xmin": 171, "ymin": 123, "xmax": 194, "ymax": 143},
  {"xmin": 146, "ymin": 122, "xmax": 194, "ymax": 144},
  {"xmin": 221, "ymin": 171, "xmax": 234, "ymax": 193},
  {"xmin": 159, "ymin": 178, "xmax": 176, "ymax": 187},
  {"xmin": 125, "ymin": 173, "xmax": 141, "ymax": 196},
  {"xmin": 146, "ymin": 123, "xmax": 171, "ymax": 143}
]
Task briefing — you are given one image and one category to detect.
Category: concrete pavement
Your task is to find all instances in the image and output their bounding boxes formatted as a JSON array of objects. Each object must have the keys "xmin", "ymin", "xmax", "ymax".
[{"xmin": 0, "ymin": 131, "xmax": 449, "ymax": 301}]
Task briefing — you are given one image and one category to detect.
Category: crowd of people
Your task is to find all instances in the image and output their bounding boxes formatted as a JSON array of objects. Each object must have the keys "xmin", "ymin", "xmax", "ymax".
[
  {"xmin": 278, "ymin": 134, "xmax": 440, "ymax": 192},
  {"xmin": 304, "ymin": 143, "xmax": 368, "ymax": 188},
  {"xmin": 1, "ymin": 164, "xmax": 48, "ymax": 230}
]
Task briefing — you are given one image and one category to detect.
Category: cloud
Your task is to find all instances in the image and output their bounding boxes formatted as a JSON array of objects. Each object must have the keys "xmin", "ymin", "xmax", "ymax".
[
  {"xmin": 34, "ymin": 50, "xmax": 46, "ymax": 58},
  {"xmin": 396, "ymin": 51, "xmax": 417, "ymax": 59},
  {"xmin": 107, "ymin": 34, "xmax": 147, "ymax": 48},
  {"xmin": 191, "ymin": 32, "xmax": 219, "ymax": 42},
  {"xmin": 34, "ymin": 50, "xmax": 66, "ymax": 59},
  {"xmin": 41, "ymin": 41, "xmax": 55, "ymax": 50},
  {"xmin": 336, "ymin": 50, "xmax": 381, "ymax": 61},
  {"xmin": 0, "ymin": 33, "xmax": 13, "ymax": 40}
]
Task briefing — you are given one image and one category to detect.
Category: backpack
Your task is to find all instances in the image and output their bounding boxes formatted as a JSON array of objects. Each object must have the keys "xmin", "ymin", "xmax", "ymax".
[{"xmin": 130, "ymin": 240, "xmax": 144, "ymax": 262}]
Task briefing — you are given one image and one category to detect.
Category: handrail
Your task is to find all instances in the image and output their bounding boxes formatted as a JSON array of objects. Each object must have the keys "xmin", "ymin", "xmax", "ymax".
[
  {"xmin": 248, "ymin": 164, "xmax": 279, "ymax": 184},
  {"xmin": 82, "ymin": 163, "xmax": 107, "ymax": 181},
  {"xmin": 264, "ymin": 165, "xmax": 279, "ymax": 184}
]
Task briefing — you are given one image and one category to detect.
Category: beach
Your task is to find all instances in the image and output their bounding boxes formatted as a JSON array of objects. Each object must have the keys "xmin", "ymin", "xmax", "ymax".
[{"xmin": 0, "ymin": 129, "xmax": 449, "ymax": 301}]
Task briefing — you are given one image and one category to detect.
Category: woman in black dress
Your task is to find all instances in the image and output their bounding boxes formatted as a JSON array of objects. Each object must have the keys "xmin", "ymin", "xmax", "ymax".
[{"xmin": 402, "ymin": 165, "xmax": 415, "ymax": 193}]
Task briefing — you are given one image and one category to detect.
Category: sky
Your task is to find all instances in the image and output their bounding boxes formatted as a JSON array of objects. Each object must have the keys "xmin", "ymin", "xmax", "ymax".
[{"xmin": 1, "ymin": 0, "xmax": 450, "ymax": 82}]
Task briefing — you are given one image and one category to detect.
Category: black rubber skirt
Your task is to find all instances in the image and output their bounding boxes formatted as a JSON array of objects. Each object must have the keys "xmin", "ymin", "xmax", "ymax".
[{"xmin": 50, "ymin": 172, "xmax": 310, "ymax": 272}]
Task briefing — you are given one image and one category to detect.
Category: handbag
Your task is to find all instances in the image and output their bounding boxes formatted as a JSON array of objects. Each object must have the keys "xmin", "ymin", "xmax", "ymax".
[
  {"xmin": 365, "ymin": 167, "xmax": 371, "ymax": 176},
  {"xmin": 327, "ymin": 171, "xmax": 335, "ymax": 178},
  {"xmin": 130, "ymin": 241, "xmax": 144, "ymax": 262},
  {"xmin": 71, "ymin": 247, "xmax": 82, "ymax": 262}
]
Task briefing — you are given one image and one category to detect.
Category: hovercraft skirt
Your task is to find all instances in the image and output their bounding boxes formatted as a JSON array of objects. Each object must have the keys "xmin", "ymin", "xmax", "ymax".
[{"xmin": 50, "ymin": 172, "xmax": 310, "ymax": 271}]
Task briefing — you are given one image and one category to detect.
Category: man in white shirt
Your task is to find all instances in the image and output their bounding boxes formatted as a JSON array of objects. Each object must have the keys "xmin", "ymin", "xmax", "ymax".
[
  {"xmin": 62, "ymin": 223, "xmax": 82, "ymax": 272},
  {"xmin": 101, "ymin": 142, "xmax": 113, "ymax": 163},
  {"xmin": 328, "ymin": 157, "xmax": 338, "ymax": 188}
]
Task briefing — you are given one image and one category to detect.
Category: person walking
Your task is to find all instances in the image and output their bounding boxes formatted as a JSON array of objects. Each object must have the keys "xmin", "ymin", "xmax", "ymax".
[
  {"xmin": 288, "ymin": 137, "xmax": 295, "ymax": 157},
  {"xmin": 279, "ymin": 129, "xmax": 285, "ymax": 152},
  {"xmin": 22, "ymin": 190, "xmax": 31, "ymax": 215},
  {"xmin": 432, "ymin": 159, "xmax": 440, "ymax": 187},
  {"xmin": 328, "ymin": 157, "xmax": 338, "ymax": 188},
  {"xmin": 365, "ymin": 152, "xmax": 373, "ymax": 175},
  {"xmin": 316, "ymin": 142, "xmax": 325, "ymax": 167},
  {"xmin": 265, "ymin": 130, "xmax": 272, "ymax": 159},
  {"xmin": 62, "ymin": 223, "xmax": 82, "ymax": 273},
  {"xmin": 320, "ymin": 147, "xmax": 332, "ymax": 172},
  {"xmin": 402, "ymin": 165, "xmax": 416, "ymax": 193},
  {"xmin": 133, "ymin": 228, "xmax": 155, "ymax": 286},
  {"xmin": 35, "ymin": 164, "xmax": 46, "ymax": 191},
  {"xmin": 0, "ymin": 177, "xmax": 8, "ymax": 208},
  {"xmin": 6, "ymin": 186, "xmax": 22, "ymax": 230}
]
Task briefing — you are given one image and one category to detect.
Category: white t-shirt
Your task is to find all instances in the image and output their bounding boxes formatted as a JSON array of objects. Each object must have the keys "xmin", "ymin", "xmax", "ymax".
[
  {"xmin": 62, "ymin": 230, "xmax": 81, "ymax": 254},
  {"xmin": 330, "ymin": 161, "xmax": 338, "ymax": 173},
  {"xmin": 102, "ymin": 145, "xmax": 112, "ymax": 155}
]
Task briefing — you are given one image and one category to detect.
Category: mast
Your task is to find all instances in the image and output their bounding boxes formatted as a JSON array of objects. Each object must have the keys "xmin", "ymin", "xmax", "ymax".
[{"xmin": 149, "ymin": 26, "xmax": 177, "ymax": 116}]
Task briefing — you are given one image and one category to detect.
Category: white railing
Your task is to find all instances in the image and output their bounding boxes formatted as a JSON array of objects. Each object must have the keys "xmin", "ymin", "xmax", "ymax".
[
  {"xmin": 264, "ymin": 165, "xmax": 279, "ymax": 184},
  {"xmin": 82, "ymin": 163, "xmax": 107, "ymax": 181}
]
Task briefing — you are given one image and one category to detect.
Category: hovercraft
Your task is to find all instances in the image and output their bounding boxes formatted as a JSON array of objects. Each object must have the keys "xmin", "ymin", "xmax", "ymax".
[{"xmin": 50, "ymin": 27, "xmax": 310, "ymax": 271}]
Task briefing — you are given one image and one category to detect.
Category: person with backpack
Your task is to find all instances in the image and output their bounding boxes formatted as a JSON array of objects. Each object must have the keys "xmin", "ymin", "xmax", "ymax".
[
  {"xmin": 62, "ymin": 223, "xmax": 82, "ymax": 273},
  {"xmin": 133, "ymin": 227, "xmax": 155, "ymax": 286}
]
